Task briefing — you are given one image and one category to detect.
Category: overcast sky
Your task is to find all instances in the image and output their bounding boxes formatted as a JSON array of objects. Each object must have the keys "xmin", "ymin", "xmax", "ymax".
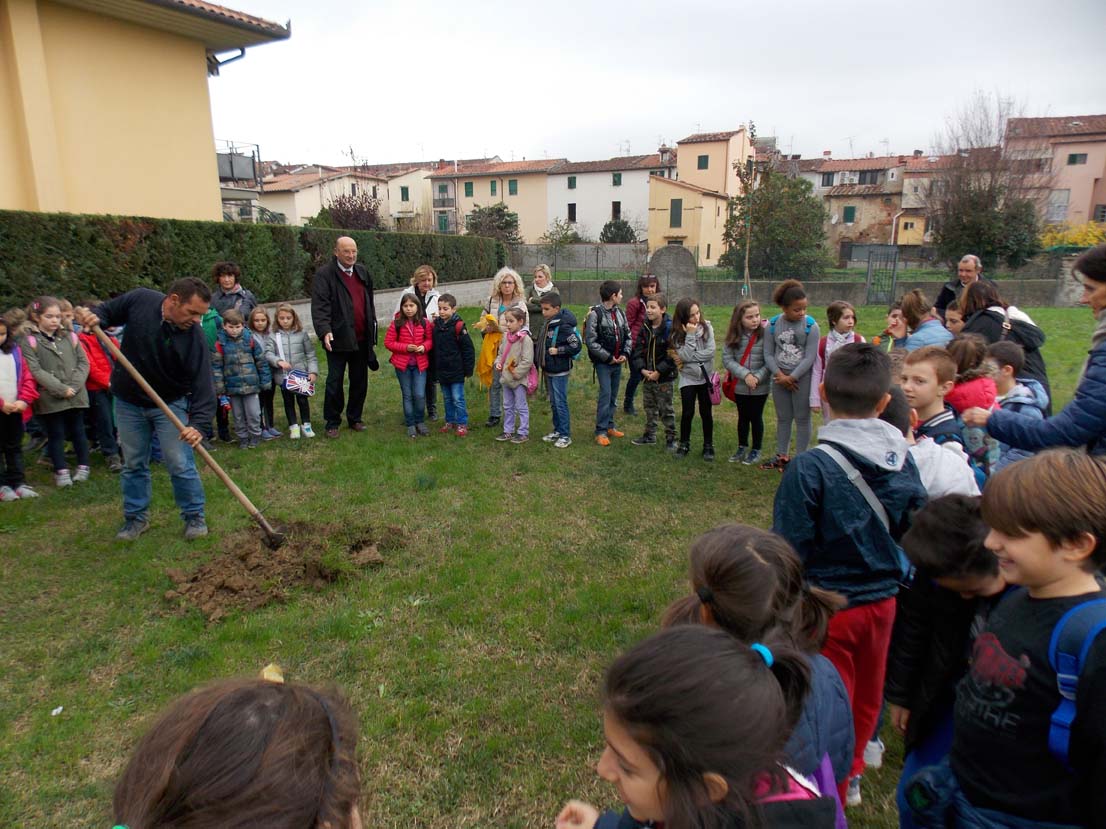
[{"xmin": 209, "ymin": 0, "xmax": 1106, "ymax": 167}]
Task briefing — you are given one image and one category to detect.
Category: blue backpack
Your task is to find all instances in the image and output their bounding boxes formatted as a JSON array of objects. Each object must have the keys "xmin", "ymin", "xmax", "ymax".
[
  {"xmin": 1048, "ymin": 597, "xmax": 1106, "ymax": 768},
  {"xmin": 768, "ymin": 313, "xmax": 815, "ymax": 337}
]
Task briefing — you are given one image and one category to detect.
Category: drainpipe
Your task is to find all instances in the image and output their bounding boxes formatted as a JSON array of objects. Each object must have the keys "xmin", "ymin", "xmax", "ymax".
[{"xmin": 890, "ymin": 209, "xmax": 905, "ymax": 245}]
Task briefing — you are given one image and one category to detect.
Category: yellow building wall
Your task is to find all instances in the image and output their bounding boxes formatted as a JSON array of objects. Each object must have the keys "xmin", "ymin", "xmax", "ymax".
[
  {"xmin": 698, "ymin": 195, "xmax": 727, "ymax": 266},
  {"xmin": 0, "ymin": 0, "xmax": 222, "ymax": 220},
  {"xmin": 647, "ymin": 178, "xmax": 728, "ymax": 267},
  {"xmin": 453, "ymin": 173, "xmax": 549, "ymax": 243},
  {"xmin": 676, "ymin": 131, "xmax": 751, "ymax": 198},
  {"xmin": 898, "ymin": 215, "xmax": 925, "ymax": 245},
  {"xmin": 0, "ymin": 2, "xmax": 34, "ymax": 209}
]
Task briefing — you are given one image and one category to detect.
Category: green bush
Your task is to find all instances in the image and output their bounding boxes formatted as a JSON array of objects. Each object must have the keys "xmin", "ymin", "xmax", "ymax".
[{"xmin": 0, "ymin": 209, "xmax": 504, "ymax": 309}]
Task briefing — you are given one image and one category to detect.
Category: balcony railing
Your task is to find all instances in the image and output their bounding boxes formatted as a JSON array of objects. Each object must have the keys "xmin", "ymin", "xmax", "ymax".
[{"xmin": 433, "ymin": 197, "xmax": 455, "ymax": 208}]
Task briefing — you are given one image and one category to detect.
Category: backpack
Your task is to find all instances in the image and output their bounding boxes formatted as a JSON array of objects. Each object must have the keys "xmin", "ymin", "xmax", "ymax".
[
  {"xmin": 1048, "ymin": 597, "xmax": 1106, "ymax": 769},
  {"xmin": 768, "ymin": 313, "xmax": 815, "ymax": 337}
]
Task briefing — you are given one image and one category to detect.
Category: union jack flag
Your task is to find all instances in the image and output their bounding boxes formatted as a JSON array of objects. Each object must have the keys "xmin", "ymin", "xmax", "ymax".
[{"xmin": 283, "ymin": 369, "xmax": 315, "ymax": 396}]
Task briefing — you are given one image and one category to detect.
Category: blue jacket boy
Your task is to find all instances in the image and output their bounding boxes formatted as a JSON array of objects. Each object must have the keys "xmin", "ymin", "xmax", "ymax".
[
  {"xmin": 212, "ymin": 328, "xmax": 271, "ymax": 396},
  {"xmin": 992, "ymin": 377, "xmax": 1048, "ymax": 472},
  {"xmin": 540, "ymin": 308, "xmax": 582, "ymax": 374}
]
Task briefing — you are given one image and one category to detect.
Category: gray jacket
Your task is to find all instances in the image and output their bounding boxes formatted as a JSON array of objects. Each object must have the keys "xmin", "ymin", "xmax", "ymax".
[
  {"xmin": 22, "ymin": 327, "xmax": 90, "ymax": 414},
  {"xmin": 265, "ymin": 329, "xmax": 319, "ymax": 384},
  {"xmin": 675, "ymin": 323, "xmax": 716, "ymax": 389},
  {"xmin": 722, "ymin": 330, "xmax": 770, "ymax": 397}
]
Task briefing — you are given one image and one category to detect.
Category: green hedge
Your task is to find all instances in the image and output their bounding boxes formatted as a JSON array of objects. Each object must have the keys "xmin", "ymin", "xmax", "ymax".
[{"xmin": 0, "ymin": 210, "xmax": 507, "ymax": 309}]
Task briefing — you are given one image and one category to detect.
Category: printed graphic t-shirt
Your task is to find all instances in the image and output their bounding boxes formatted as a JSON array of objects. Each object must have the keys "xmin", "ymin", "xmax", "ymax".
[{"xmin": 950, "ymin": 586, "xmax": 1106, "ymax": 826}]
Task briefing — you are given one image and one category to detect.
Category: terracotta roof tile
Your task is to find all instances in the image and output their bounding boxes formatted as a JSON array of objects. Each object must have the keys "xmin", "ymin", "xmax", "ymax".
[
  {"xmin": 818, "ymin": 156, "xmax": 908, "ymax": 172},
  {"xmin": 825, "ymin": 183, "xmax": 896, "ymax": 197},
  {"xmin": 263, "ymin": 170, "xmax": 383, "ymax": 193},
  {"xmin": 677, "ymin": 129, "xmax": 744, "ymax": 144},
  {"xmin": 553, "ymin": 154, "xmax": 674, "ymax": 174},
  {"xmin": 1007, "ymin": 115, "xmax": 1106, "ymax": 139},
  {"xmin": 162, "ymin": 0, "xmax": 289, "ymax": 38},
  {"xmin": 336, "ymin": 158, "xmax": 499, "ymax": 178},
  {"xmin": 903, "ymin": 147, "xmax": 1000, "ymax": 172},
  {"xmin": 427, "ymin": 159, "xmax": 567, "ymax": 178}
]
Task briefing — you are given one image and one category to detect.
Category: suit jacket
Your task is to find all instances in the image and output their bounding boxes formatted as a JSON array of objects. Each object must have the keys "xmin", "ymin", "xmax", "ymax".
[{"xmin": 310, "ymin": 257, "xmax": 377, "ymax": 352}]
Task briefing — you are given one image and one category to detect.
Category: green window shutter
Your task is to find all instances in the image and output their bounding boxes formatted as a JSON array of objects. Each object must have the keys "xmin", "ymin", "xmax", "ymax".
[
  {"xmin": 697, "ymin": 155, "xmax": 709, "ymax": 170},
  {"xmin": 508, "ymin": 179, "xmax": 518, "ymax": 196},
  {"xmin": 612, "ymin": 173, "xmax": 622, "ymax": 186},
  {"xmin": 464, "ymin": 181, "xmax": 473, "ymax": 197},
  {"xmin": 843, "ymin": 206, "xmax": 856, "ymax": 223},
  {"xmin": 400, "ymin": 186, "xmax": 409, "ymax": 202},
  {"xmin": 438, "ymin": 183, "xmax": 447, "ymax": 196},
  {"xmin": 490, "ymin": 180, "xmax": 497, "ymax": 196},
  {"xmin": 568, "ymin": 176, "xmax": 576, "ymax": 189},
  {"xmin": 670, "ymin": 198, "xmax": 683, "ymax": 228}
]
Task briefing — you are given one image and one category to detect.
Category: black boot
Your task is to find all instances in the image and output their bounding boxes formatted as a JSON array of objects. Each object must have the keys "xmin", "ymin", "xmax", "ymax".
[
  {"xmin": 484, "ymin": 415, "xmax": 501, "ymax": 428},
  {"xmin": 675, "ymin": 441, "xmax": 690, "ymax": 458},
  {"xmin": 703, "ymin": 444, "xmax": 715, "ymax": 462}
]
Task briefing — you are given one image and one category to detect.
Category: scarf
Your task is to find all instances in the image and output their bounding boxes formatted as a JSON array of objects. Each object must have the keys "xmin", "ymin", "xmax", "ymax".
[
  {"xmin": 502, "ymin": 328, "xmax": 530, "ymax": 374},
  {"xmin": 531, "ymin": 281, "xmax": 555, "ymax": 298},
  {"xmin": 826, "ymin": 328, "xmax": 852, "ymax": 356}
]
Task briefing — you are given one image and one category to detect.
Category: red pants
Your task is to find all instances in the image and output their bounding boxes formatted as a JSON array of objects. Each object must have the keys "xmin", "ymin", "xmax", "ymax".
[{"xmin": 821, "ymin": 596, "xmax": 897, "ymax": 783}]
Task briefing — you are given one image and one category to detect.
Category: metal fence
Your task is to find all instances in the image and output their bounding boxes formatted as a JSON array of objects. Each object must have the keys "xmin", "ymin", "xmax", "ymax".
[{"xmin": 509, "ymin": 243, "xmax": 649, "ymax": 278}]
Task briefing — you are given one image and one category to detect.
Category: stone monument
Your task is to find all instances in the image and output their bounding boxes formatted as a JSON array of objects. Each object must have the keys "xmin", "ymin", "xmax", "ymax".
[{"xmin": 648, "ymin": 245, "xmax": 698, "ymax": 303}]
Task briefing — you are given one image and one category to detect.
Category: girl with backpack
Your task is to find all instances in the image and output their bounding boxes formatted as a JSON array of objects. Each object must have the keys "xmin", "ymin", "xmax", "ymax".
[
  {"xmin": 672, "ymin": 298, "xmax": 717, "ymax": 461},
  {"xmin": 810, "ymin": 300, "xmax": 865, "ymax": 422},
  {"xmin": 384, "ymin": 292, "xmax": 434, "ymax": 438},
  {"xmin": 22, "ymin": 296, "xmax": 91, "ymax": 487},
  {"xmin": 723, "ymin": 299, "xmax": 770, "ymax": 465},
  {"xmin": 762, "ymin": 280, "xmax": 821, "ymax": 471},
  {"xmin": 494, "ymin": 307, "xmax": 534, "ymax": 444},
  {"xmin": 555, "ymin": 625, "xmax": 836, "ymax": 829}
]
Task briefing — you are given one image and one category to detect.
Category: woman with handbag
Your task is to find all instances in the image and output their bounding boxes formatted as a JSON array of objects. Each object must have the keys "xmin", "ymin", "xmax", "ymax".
[
  {"xmin": 960, "ymin": 281, "xmax": 1052, "ymax": 414},
  {"xmin": 671, "ymin": 298, "xmax": 716, "ymax": 461},
  {"xmin": 722, "ymin": 300, "xmax": 770, "ymax": 466}
]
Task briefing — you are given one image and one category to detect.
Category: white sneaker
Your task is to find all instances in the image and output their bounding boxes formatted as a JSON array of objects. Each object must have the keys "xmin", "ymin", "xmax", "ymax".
[
  {"xmin": 863, "ymin": 738, "xmax": 885, "ymax": 769},
  {"xmin": 14, "ymin": 485, "xmax": 38, "ymax": 499},
  {"xmin": 302, "ymin": 423, "xmax": 316, "ymax": 438},
  {"xmin": 846, "ymin": 776, "xmax": 862, "ymax": 807},
  {"xmin": 0, "ymin": 486, "xmax": 17, "ymax": 502},
  {"xmin": 554, "ymin": 436, "xmax": 572, "ymax": 448},
  {"xmin": 73, "ymin": 465, "xmax": 91, "ymax": 483},
  {"xmin": 542, "ymin": 432, "xmax": 561, "ymax": 443},
  {"xmin": 55, "ymin": 470, "xmax": 73, "ymax": 487},
  {"xmin": 289, "ymin": 424, "xmax": 301, "ymax": 440}
]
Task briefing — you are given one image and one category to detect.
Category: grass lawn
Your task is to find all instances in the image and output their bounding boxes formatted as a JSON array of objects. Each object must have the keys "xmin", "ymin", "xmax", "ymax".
[{"xmin": 0, "ymin": 304, "xmax": 1096, "ymax": 827}]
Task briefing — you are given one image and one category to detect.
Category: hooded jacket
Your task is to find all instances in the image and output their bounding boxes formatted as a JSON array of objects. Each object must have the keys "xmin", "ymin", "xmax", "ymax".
[
  {"xmin": 904, "ymin": 317, "xmax": 954, "ymax": 351},
  {"xmin": 675, "ymin": 322, "xmax": 716, "ymax": 389},
  {"xmin": 432, "ymin": 314, "xmax": 475, "ymax": 384},
  {"xmin": 77, "ymin": 330, "xmax": 115, "ymax": 392},
  {"xmin": 961, "ymin": 305, "xmax": 1051, "ymax": 413},
  {"xmin": 630, "ymin": 314, "xmax": 677, "ymax": 383},
  {"xmin": 783, "ymin": 653, "xmax": 854, "ymax": 785},
  {"xmin": 212, "ymin": 328, "xmax": 271, "ymax": 396},
  {"xmin": 384, "ymin": 315, "xmax": 434, "ymax": 372},
  {"xmin": 0, "ymin": 343, "xmax": 39, "ymax": 423},
  {"xmin": 538, "ymin": 308, "xmax": 581, "ymax": 376},
  {"xmin": 497, "ymin": 329, "xmax": 534, "ymax": 389},
  {"xmin": 773, "ymin": 419, "xmax": 927, "ymax": 606},
  {"xmin": 909, "ymin": 437, "xmax": 980, "ymax": 497},
  {"xmin": 993, "ymin": 378, "xmax": 1048, "ymax": 472},
  {"xmin": 22, "ymin": 327, "xmax": 90, "ymax": 414},
  {"xmin": 265, "ymin": 328, "xmax": 318, "ymax": 385}
]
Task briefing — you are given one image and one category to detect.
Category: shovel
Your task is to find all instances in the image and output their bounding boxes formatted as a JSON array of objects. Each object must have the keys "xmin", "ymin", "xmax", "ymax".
[{"xmin": 91, "ymin": 324, "xmax": 287, "ymax": 549}]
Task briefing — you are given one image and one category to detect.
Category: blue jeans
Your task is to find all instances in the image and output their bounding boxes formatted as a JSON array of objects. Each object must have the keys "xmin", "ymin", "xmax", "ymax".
[
  {"xmin": 489, "ymin": 369, "xmax": 503, "ymax": 418},
  {"xmin": 548, "ymin": 374, "xmax": 570, "ymax": 437},
  {"xmin": 897, "ymin": 706, "xmax": 955, "ymax": 829},
  {"xmin": 440, "ymin": 382, "xmax": 467, "ymax": 426},
  {"xmin": 594, "ymin": 362, "xmax": 622, "ymax": 435},
  {"xmin": 395, "ymin": 363, "xmax": 427, "ymax": 427},
  {"xmin": 116, "ymin": 397, "xmax": 205, "ymax": 521}
]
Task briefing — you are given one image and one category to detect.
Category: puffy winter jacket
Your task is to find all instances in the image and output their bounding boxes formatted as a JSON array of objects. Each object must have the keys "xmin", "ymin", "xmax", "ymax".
[
  {"xmin": 674, "ymin": 322, "xmax": 716, "ymax": 389},
  {"xmin": 784, "ymin": 653, "xmax": 855, "ymax": 784},
  {"xmin": 723, "ymin": 326, "xmax": 771, "ymax": 397},
  {"xmin": 77, "ymin": 331, "xmax": 115, "ymax": 391},
  {"xmin": 630, "ymin": 315, "xmax": 677, "ymax": 383},
  {"xmin": 265, "ymin": 329, "xmax": 318, "ymax": 385},
  {"xmin": 432, "ymin": 314, "xmax": 475, "ymax": 383},
  {"xmin": 384, "ymin": 316, "xmax": 434, "ymax": 372},
  {"xmin": 987, "ymin": 339, "xmax": 1106, "ymax": 456},
  {"xmin": 212, "ymin": 329, "xmax": 271, "ymax": 396},
  {"xmin": 22, "ymin": 327, "xmax": 89, "ymax": 414},
  {"xmin": 537, "ymin": 309, "xmax": 581, "ymax": 376},
  {"xmin": 0, "ymin": 343, "xmax": 39, "ymax": 423},
  {"xmin": 584, "ymin": 303, "xmax": 631, "ymax": 364},
  {"xmin": 993, "ymin": 379, "xmax": 1048, "ymax": 472},
  {"xmin": 904, "ymin": 317, "xmax": 954, "ymax": 351}
]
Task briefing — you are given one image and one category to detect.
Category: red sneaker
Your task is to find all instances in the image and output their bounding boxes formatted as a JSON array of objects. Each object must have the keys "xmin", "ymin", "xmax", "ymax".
[
  {"xmin": 455, "ymin": 425, "xmax": 468, "ymax": 437},
  {"xmin": 439, "ymin": 423, "xmax": 455, "ymax": 434}
]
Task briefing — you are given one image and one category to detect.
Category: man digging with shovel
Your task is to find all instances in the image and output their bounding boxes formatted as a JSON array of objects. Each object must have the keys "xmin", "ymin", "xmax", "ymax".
[{"xmin": 76, "ymin": 278, "xmax": 213, "ymax": 541}]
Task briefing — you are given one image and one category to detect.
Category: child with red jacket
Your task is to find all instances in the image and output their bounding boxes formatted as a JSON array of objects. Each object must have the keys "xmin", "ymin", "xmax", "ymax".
[
  {"xmin": 945, "ymin": 334, "xmax": 999, "ymax": 479},
  {"xmin": 78, "ymin": 320, "xmax": 122, "ymax": 472},
  {"xmin": 0, "ymin": 316, "xmax": 39, "ymax": 500},
  {"xmin": 384, "ymin": 292, "xmax": 434, "ymax": 438}
]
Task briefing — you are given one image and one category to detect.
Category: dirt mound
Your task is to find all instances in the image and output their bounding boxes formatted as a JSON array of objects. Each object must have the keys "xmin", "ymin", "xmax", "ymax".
[{"xmin": 164, "ymin": 522, "xmax": 393, "ymax": 622}]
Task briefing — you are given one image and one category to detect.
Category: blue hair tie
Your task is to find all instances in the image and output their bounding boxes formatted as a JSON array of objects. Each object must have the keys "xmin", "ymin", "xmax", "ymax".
[{"xmin": 751, "ymin": 643, "xmax": 773, "ymax": 667}]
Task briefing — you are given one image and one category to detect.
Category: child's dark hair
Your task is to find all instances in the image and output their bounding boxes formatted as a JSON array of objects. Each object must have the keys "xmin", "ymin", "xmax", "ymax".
[
  {"xmin": 222, "ymin": 308, "xmax": 244, "ymax": 326},
  {"xmin": 878, "ymin": 386, "xmax": 912, "ymax": 437},
  {"xmin": 725, "ymin": 300, "xmax": 760, "ymax": 349},
  {"xmin": 438, "ymin": 292, "xmax": 457, "ymax": 308},
  {"xmin": 635, "ymin": 273, "xmax": 660, "ymax": 298},
  {"xmin": 670, "ymin": 297, "xmax": 707, "ymax": 348},
  {"xmin": 822, "ymin": 342, "xmax": 891, "ymax": 416},
  {"xmin": 539, "ymin": 292, "xmax": 562, "ymax": 309},
  {"xmin": 647, "ymin": 292, "xmax": 668, "ymax": 311},
  {"xmin": 604, "ymin": 626, "xmax": 811, "ymax": 829},
  {"xmin": 211, "ymin": 261, "xmax": 241, "ymax": 282},
  {"xmin": 946, "ymin": 298, "xmax": 961, "ymax": 314},
  {"xmin": 504, "ymin": 306, "xmax": 527, "ymax": 324},
  {"xmin": 663, "ymin": 524, "xmax": 844, "ymax": 655},
  {"xmin": 946, "ymin": 334, "xmax": 988, "ymax": 377},
  {"xmin": 27, "ymin": 295, "xmax": 61, "ymax": 323},
  {"xmin": 904, "ymin": 345, "xmax": 957, "ymax": 384},
  {"xmin": 982, "ymin": 450, "xmax": 1106, "ymax": 571},
  {"xmin": 961, "ymin": 280, "xmax": 1007, "ymax": 318},
  {"xmin": 599, "ymin": 280, "xmax": 622, "ymax": 301},
  {"xmin": 168, "ymin": 277, "xmax": 212, "ymax": 304},
  {"xmin": 902, "ymin": 495, "xmax": 994, "ymax": 578},
  {"xmin": 395, "ymin": 291, "xmax": 426, "ymax": 329},
  {"xmin": 771, "ymin": 279, "xmax": 805, "ymax": 308},
  {"xmin": 113, "ymin": 677, "xmax": 360, "ymax": 829},
  {"xmin": 826, "ymin": 300, "xmax": 855, "ymax": 329},
  {"xmin": 0, "ymin": 317, "xmax": 12, "ymax": 354},
  {"xmin": 987, "ymin": 340, "xmax": 1025, "ymax": 376},
  {"xmin": 1074, "ymin": 242, "xmax": 1106, "ymax": 284}
]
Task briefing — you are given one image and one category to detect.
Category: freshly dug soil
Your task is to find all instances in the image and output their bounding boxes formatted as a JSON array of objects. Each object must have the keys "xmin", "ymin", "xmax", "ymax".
[{"xmin": 164, "ymin": 522, "xmax": 392, "ymax": 622}]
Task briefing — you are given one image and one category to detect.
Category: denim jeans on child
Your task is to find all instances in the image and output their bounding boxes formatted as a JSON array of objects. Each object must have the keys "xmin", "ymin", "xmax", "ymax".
[
  {"xmin": 440, "ymin": 381, "xmax": 467, "ymax": 427},
  {"xmin": 501, "ymin": 384, "xmax": 529, "ymax": 437},
  {"xmin": 547, "ymin": 374, "xmax": 570, "ymax": 437},
  {"xmin": 488, "ymin": 368, "xmax": 503, "ymax": 418},
  {"xmin": 115, "ymin": 397, "xmax": 205, "ymax": 521},
  {"xmin": 396, "ymin": 363, "xmax": 427, "ymax": 427},
  {"xmin": 594, "ymin": 361, "xmax": 622, "ymax": 435}
]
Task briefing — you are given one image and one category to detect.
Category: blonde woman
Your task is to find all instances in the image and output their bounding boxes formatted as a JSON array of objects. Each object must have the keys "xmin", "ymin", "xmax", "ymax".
[
  {"xmin": 480, "ymin": 267, "xmax": 528, "ymax": 427},
  {"xmin": 394, "ymin": 264, "xmax": 442, "ymax": 419},
  {"xmin": 526, "ymin": 264, "xmax": 557, "ymax": 344}
]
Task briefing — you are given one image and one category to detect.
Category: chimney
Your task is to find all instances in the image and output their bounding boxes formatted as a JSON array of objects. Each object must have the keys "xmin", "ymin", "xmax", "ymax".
[
  {"xmin": 438, "ymin": 158, "xmax": 447, "ymax": 171},
  {"xmin": 913, "ymin": 149, "xmax": 923, "ymax": 157},
  {"xmin": 898, "ymin": 155, "xmax": 906, "ymax": 164},
  {"xmin": 791, "ymin": 154, "xmax": 801, "ymax": 160},
  {"xmin": 823, "ymin": 150, "xmax": 832, "ymax": 158},
  {"xmin": 454, "ymin": 159, "xmax": 458, "ymax": 172},
  {"xmin": 659, "ymin": 144, "xmax": 672, "ymax": 164}
]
